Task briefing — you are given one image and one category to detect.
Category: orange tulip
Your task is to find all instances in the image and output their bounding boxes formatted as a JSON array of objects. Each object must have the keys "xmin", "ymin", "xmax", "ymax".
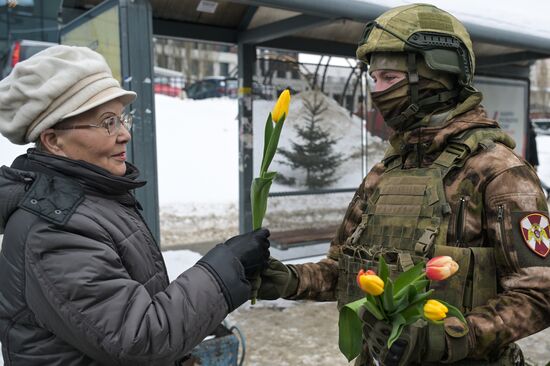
[
  {"xmin": 356, "ymin": 269, "xmax": 384, "ymax": 296},
  {"xmin": 356, "ymin": 269, "xmax": 376, "ymax": 286},
  {"xmin": 426, "ymin": 256, "xmax": 459, "ymax": 281},
  {"xmin": 271, "ymin": 89, "xmax": 290, "ymax": 123}
]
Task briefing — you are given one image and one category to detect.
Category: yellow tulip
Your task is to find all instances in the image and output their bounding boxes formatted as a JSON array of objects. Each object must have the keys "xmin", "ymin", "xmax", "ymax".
[
  {"xmin": 424, "ymin": 299, "xmax": 448, "ymax": 321},
  {"xmin": 271, "ymin": 89, "xmax": 291, "ymax": 123},
  {"xmin": 356, "ymin": 269, "xmax": 385, "ymax": 296}
]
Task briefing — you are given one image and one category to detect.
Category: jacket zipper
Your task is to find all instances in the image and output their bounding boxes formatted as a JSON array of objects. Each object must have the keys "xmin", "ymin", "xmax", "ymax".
[
  {"xmin": 455, "ymin": 197, "xmax": 466, "ymax": 246},
  {"xmin": 496, "ymin": 204, "xmax": 513, "ymax": 270},
  {"xmin": 132, "ymin": 204, "xmax": 169, "ymax": 277}
]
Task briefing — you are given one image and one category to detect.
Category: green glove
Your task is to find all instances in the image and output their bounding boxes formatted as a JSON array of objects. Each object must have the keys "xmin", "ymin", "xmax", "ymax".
[
  {"xmin": 424, "ymin": 316, "xmax": 470, "ymax": 364},
  {"xmin": 256, "ymin": 257, "xmax": 299, "ymax": 300},
  {"xmin": 248, "ymin": 271, "xmax": 262, "ymax": 302},
  {"xmin": 360, "ymin": 307, "xmax": 424, "ymax": 366}
]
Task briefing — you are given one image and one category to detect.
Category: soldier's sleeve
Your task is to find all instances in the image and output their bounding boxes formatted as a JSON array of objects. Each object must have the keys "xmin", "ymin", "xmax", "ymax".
[
  {"xmin": 466, "ymin": 162, "xmax": 550, "ymax": 359},
  {"xmin": 289, "ymin": 172, "xmax": 370, "ymax": 301}
]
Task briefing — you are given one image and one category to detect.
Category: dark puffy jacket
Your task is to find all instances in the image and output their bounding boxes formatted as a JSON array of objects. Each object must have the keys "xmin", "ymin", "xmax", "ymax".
[{"xmin": 0, "ymin": 150, "xmax": 248, "ymax": 365}]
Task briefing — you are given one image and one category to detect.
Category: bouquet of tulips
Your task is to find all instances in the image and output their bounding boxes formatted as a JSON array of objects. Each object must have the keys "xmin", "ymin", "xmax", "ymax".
[{"xmin": 338, "ymin": 255, "xmax": 467, "ymax": 361}]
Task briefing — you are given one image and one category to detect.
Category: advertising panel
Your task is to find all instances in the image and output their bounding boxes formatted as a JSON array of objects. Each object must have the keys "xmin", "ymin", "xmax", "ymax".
[
  {"xmin": 60, "ymin": 3, "xmax": 121, "ymax": 82},
  {"xmin": 474, "ymin": 76, "xmax": 528, "ymax": 156}
]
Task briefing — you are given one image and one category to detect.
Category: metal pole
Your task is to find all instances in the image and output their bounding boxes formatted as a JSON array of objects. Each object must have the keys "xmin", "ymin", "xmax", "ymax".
[
  {"xmin": 238, "ymin": 42, "xmax": 255, "ymax": 233},
  {"xmin": 119, "ymin": 0, "xmax": 160, "ymax": 244}
]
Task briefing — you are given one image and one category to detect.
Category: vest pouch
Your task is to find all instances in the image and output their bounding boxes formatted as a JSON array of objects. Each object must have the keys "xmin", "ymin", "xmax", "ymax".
[
  {"xmin": 469, "ymin": 247, "xmax": 497, "ymax": 310},
  {"xmin": 428, "ymin": 246, "xmax": 472, "ymax": 312},
  {"xmin": 337, "ymin": 250, "xmax": 403, "ymax": 310},
  {"xmin": 429, "ymin": 246, "xmax": 497, "ymax": 312},
  {"xmin": 337, "ymin": 252, "xmax": 377, "ymax": 310}
]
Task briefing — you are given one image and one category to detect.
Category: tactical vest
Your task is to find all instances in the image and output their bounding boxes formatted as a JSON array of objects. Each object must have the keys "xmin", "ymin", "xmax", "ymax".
[{"xmin": 337, "ymin": 127, "xmax": 520, "ymax": 364}]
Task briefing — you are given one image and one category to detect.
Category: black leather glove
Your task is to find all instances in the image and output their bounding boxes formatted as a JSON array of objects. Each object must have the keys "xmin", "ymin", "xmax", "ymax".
[
  {"xmin": 222, "ymin": 228, "xmax": 271, "ymax": 277},
  {"xmin": 256, "ymin": 257, "xmax": 299, "ymax": 300},
  {"xmin": 360, "ymin": 306, "xmax": 423, "ymax": 366},
  {"xmin": 197, "ymin": 228, "xmax": 270, "ymax": 311}
]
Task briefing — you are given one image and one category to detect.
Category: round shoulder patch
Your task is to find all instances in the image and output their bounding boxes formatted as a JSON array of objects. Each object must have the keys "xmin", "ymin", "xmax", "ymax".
[{"xmin": 520, "ymin": 213, "xmax": 550, "ymax": 258}]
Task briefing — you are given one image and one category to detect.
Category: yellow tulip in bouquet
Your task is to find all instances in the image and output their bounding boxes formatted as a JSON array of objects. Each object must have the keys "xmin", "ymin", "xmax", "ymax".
[{"xmin": 338, "ymin": 255, "xmax": 467, "ymax": 361}]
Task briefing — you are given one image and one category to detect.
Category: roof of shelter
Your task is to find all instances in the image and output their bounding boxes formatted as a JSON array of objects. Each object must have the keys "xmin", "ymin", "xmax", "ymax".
[{"xmin": 62, "ymin": 0, "xmax": 550, "ymax": 70}]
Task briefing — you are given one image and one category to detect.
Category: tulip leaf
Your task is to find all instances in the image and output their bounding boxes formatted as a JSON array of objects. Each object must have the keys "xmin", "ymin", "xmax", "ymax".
[
  {"xmin": 261, "ymin": 115, "xmax": 286, "ymax": 174},
  {"xmin": 394, "ymin": 261, "xmax": 425, "ymax": 295},
  {"xmin": 382, "ymin": 279, "xmax": 395, "ymax": 313},
  {"xmin": 339, "ymin": 298, "xmax": 366, "ymax": 361},
  {"xmin": 366, "ymin": 294, "xmax": 386, "ymax": 319},
  {"xmin": 366, "ymin": 293, "xmax": 377, "ymax": 307},
  {"xmin": 400, "ymin": 302, "xmax": 423, "ymax": 323},
  {"xmin": 364, "ymin": 297, "xmax": 385, "ymax": 321},
  {"xmin": 378, "ymin": 256, "xmax": 389, "ymax": 284},
  {"xmin": 389, "ymin": 286, "xmax": 413, "ymax": 315},
  {"xmin": 437, "ymin": 300, "xmax": 467, "ymax": 324},
  {"xmin": 409, "ymin": 289, "xmax": 434, "ymax": 307},
  {"xmin": 260, "ymin": 114, "xmax": 274, "ymax": 174},
  {"xmin": 413, "ymin": 279, "xmax": 429, "ymax": 293},
  {"xmin": 387, "ymin": 314, "xmax": 406, "ymax": 349},
  {"xmin": 407, "ymin": 283, "xmax": 418, "ymax": 302},
  {"xmin": 250, "ymin": 176, "xmax": 274, "ymax": 230},
  {"xmin": 261, "ymin": 171, "xmax": 278, "ymax": 180}
]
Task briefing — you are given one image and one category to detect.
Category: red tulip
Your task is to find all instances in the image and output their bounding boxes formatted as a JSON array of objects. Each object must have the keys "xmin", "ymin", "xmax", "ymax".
[{"xmin": 426, "ymin": 256, "xmax": 459, "ymax": 281}]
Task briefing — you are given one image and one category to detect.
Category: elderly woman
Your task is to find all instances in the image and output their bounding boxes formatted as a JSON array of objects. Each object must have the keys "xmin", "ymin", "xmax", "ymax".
[{"xmin": 0, "ymin": 45, "xmax": 270, "ymax": 365}]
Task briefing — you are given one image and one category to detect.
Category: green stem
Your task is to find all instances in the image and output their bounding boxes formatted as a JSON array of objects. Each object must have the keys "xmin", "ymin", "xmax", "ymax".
[
  {"xmin": 394, "ymin": 273, "xmax": 427, "ymax": 299},
  {"xmin": 375, "ymin": 296, "xmax": 387, "ymax": 320}
]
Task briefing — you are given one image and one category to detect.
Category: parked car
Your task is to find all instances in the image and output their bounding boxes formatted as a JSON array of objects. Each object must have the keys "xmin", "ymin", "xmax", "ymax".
[
  {"xmin": 153, "ymin": 66, "xmax": 185, "ymax": 98},
  {"xmin": 1, "ymin": 39, "xmax": 57, "ymax": 79},
  {"xmin": 532, "ymin": 118, "xmax": 550, "ymax": 135},
  {"xmin": 185, "ymin": 77, "xmax": 238, "ymax": 100},
  {"xmin": 185, "ymin": 76, "xmax": 274, "ymax": 100}
]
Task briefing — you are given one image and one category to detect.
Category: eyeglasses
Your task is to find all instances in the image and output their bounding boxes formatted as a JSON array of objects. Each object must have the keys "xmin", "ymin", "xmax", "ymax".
[{"xmin": 54, "ymin": 113, "xmax": 133, "ymax": 135}]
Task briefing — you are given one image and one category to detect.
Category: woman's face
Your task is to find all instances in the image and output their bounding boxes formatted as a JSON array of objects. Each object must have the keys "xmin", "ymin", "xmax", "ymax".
[{"xmin": 46, "ymin": 99, "xmax": 131, "ymax": 176}]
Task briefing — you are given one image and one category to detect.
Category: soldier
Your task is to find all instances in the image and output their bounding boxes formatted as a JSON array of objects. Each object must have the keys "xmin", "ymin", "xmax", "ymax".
[{"xmin": 255, "ymin": 4, "xmax": 550, "ymax": 366}]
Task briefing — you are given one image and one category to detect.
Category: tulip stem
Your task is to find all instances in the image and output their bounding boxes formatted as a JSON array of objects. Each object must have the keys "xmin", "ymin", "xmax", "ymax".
[
  {"xmin": 375, "ymin": 296, "xmax": 387, "ymax": 320},
  {"xmin": 394, "ymin": 273, "xmax": 428, "ymax": 300}
]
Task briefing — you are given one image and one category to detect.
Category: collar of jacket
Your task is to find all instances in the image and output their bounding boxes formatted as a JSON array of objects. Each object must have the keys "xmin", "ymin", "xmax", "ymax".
[
  {"xmin": 11, "ymin": 149, "xmax": 146, "ymax": 196},
  {"xmin": 386, "ymin": 104, "xmax": 500, "ymax": 167}
]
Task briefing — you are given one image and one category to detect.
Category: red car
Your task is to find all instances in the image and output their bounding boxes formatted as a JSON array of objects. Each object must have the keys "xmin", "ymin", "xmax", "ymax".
[{"xmin": 154, "ymin": 82, "xmax": 181, "ymax": 97}]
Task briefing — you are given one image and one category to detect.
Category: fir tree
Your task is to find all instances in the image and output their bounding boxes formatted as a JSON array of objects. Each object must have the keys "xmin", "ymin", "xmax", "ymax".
[{"xmin": 277, "ymin": 92, "xmax": 344, "ymax": 189}]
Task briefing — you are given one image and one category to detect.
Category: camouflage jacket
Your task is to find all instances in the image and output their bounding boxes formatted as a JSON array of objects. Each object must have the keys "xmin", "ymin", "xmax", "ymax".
[{"xmin": 290, "ymin": 105, "xmax": 550, "ymax": 360}]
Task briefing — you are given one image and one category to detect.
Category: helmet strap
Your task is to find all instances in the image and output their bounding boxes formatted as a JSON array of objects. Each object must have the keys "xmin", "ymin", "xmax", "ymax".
[
  {"xmin": 384, "ymin": 53, "xmax": 421, "ymax": 129},
  {"xmin": 385, "ymin": 88, "xmax": 460, "ymax": 131},
  {"xmin": 408, "ymin": 53, "xmax": 419, "ymax": 104}
]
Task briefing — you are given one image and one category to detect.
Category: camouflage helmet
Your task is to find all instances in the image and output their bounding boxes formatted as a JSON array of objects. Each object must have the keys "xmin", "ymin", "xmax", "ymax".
[{"xmin": 357, "ymin": 4, "xmax": 475, "ymax": 86}]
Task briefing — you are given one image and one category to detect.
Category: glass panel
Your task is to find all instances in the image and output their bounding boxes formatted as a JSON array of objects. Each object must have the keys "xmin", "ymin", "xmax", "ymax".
[
  {"xmin": 60, "ymin": 5, "xmax": 121, "ymax": 82},
  {"xmin": 251, "ymin": 52, "xmax": 389, "ymax": 248}
]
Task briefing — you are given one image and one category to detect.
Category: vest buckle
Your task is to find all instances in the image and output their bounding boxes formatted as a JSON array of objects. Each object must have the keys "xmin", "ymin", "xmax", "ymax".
[{"xmin": 414, "ymin": 227, "xmax": 438, "ymax": 256}]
